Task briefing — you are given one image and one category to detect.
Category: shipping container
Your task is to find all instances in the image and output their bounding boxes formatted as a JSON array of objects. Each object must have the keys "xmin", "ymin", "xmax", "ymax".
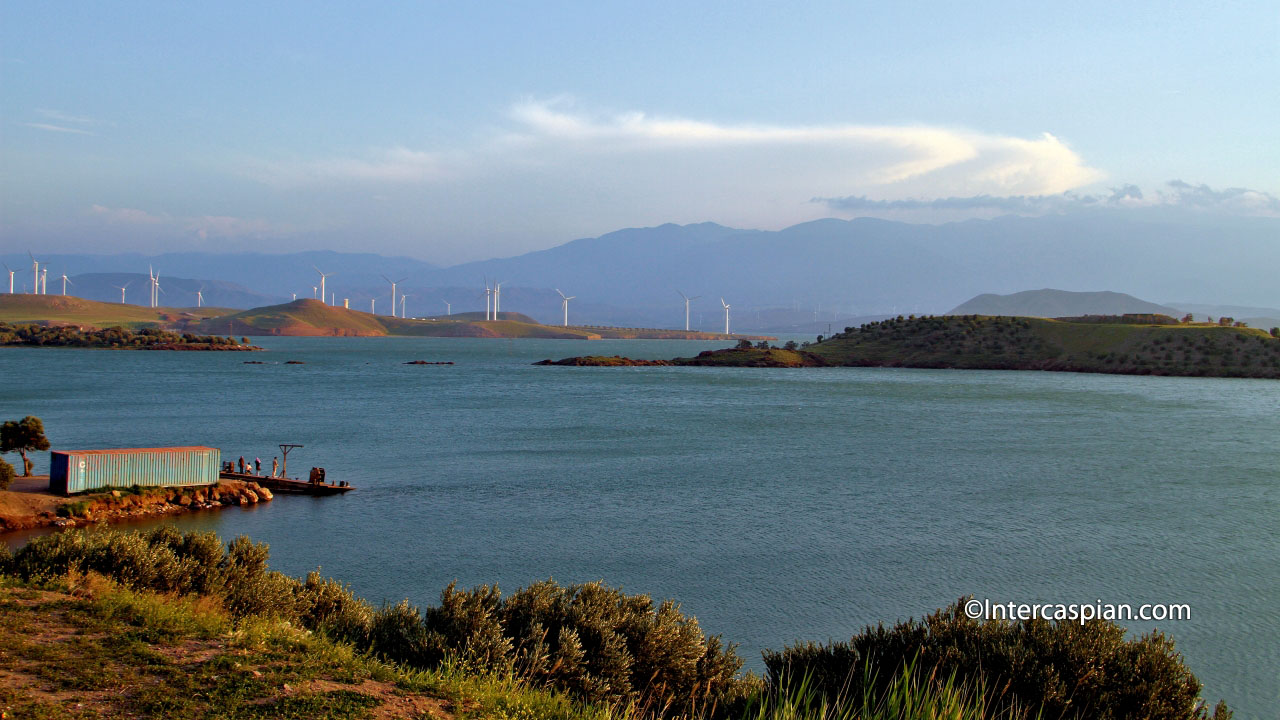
[{"xmin": 49, "ymin": 447, "xmax": 221, "ymax": 495}]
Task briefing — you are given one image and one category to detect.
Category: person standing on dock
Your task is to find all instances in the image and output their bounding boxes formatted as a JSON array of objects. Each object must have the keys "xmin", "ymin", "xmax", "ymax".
[
  {"xmin": 271, "ymin": 457, "xmax": 279, "ymax": 477},
  {"xmin": 254, "ymin": 457, "xmax": 261, "ymax": 475},
  {"xmin": 238, "ymin": 456, "xmax": 246, "ymax": 474}
]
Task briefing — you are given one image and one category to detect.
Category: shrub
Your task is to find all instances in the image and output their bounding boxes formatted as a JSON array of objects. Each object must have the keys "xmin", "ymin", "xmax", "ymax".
[
  {"xmin": 0, "ymin": 457, "xmax": 14, "ymax": 490},
  {"xmin": 762, "ymin": 599, "xmax": 1229, "ymax": 720}
]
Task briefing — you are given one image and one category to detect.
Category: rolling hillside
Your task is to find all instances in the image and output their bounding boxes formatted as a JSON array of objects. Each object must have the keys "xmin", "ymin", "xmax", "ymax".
[
  {"xmin": 667, "ymin": 315, "xmax": 1280, "ymax": 378},
  {"xmin": 0, "ymin": 294, "xmax": 232, "ymax": 330}
]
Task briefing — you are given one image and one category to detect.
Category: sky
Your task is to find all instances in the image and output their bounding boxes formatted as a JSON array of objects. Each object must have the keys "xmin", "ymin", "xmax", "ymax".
[{"xmin": 2, "ymin": 1, "xmax": 1277, "ymax": 264}]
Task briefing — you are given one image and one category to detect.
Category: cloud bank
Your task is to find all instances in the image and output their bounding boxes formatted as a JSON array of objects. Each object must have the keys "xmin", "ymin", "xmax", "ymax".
[{"xmin": 818, "ymin": 180, "xmax": 1280, "ymax": 217}]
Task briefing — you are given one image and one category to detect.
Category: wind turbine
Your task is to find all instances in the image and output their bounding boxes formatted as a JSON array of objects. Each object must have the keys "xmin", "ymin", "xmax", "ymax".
[
  {"xmin": 556, "ymin": 289, "xmax": 575, "ymax": 327},
  {"xmin": 399, "ymin": 294, "xmax": 410, "ymax": 318},
  {"xmin": 442, "ymin": 299, "xmax": 451, "ymax": 316},
  {"xmin": 369, "ymin": 297, "xmax": 376, "ymax": 314},
  {"xmin": 677, "ymin": 291, "xmax": 701, "ymax": 331},
  {"xmin": 154, "ymin": 276, "xmax": 165, "ymax": 307},
  {"xmin": 493, "ymin": 281, "xmax": 501, "ymax": 318},
  {"xmin": 291, "ymin": 292, "xmax": 297, "ymax": 301},
  {"xmin": 721, "ymin": 298, "xmax": 731, "ymax": 335},
  {"xmin": 60, "ymin": 273, "xmax": 73, "ymax": 295},
  {"xmin": 381, "ymin": 275, "xmax": 407, "ymax": 317},
  {"xmin": 481, "ymin": 278, "xmax": 492, "ymax": 320},
  {"xmin": 40, "ymin": 266, "xmax": 48, "ymax": 294},
  {"xmin": 3, "ymin": 263, "xmax": 13, "ymax": 293},
  {"xmin": 195, "ymin": 286, "xmax": 204, "ymax": 308},
  {"xmin": 28, "ymin": 252, "xmax": 38, "ymax": 295},
  {"xmin": 311, "ymin": 286, "xmax": 318, "ymax": 299},
  {"xmin": 113, "ymin": 282, "xmax": 130, "ymax": 304},
  {"xmin": 313, "ymin": 266, "xmax": 333, "ymax": 306},
  {"xmin": 147, "ymin": 266, "xmax": 157, "ymax": 307}
]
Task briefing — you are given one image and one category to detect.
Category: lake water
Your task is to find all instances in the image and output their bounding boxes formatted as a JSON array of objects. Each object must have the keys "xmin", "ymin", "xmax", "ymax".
[{"xmin": 3, "ymin": 337, "xmax": 1277, "ymax": 717}]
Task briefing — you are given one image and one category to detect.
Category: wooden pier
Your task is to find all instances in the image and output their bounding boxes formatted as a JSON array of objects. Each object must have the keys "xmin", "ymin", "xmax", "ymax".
[{"xmin": 218, "ymin": 471, "xmax": 353, "ymax": 496}]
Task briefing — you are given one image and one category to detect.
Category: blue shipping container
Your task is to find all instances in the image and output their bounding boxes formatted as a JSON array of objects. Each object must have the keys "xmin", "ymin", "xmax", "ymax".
[{"xmin": 49, "ymin": 447, "xmax": 222, "ymax": 495}]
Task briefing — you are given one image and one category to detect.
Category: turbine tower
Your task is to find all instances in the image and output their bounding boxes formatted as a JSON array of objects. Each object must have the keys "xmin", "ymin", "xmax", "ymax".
[
  {"xmin": 113, "ymin": 282, "xmax": 130, "ymax": 304},
  {"xmin": 381, "ymin": 275, "xmax": 407, "ymax": 317},
  {"xmin": 148, "ymin": 266, "xmax": 158, "ymax": 308},
  {"xmin": 481, "ymin": 279, "xmax": 492, "ymax": 321},
  {"xmin": 28, "ymin": 252, "xmax": 38, "ymax": 295},
  {"xmin": 399, "ymin": 293, "xmax": 410, "ymax": 318},
  {"xmin": 3, "ymin": 263, "xmax": 13, "ymax": 293},
  {"xmin": 40, "ymin": 267, "xmax": 48, "ymax": 294},
  {"xmin": 493, "ymin": 281, "xmax": 501, "ymax": 318},
  {"xmin": 720, "ymin": 297, "xmax": 731, "ymax": 335},
  {"xmin": 60, "ymin": 273, "xmax": 73, "ymax": 296},
  {"xmin": 556, "ymin": 289, "xmax": 575, "ymax": 327},
  {"xmin": 313, "ymin": 266, "xmax": 333, "ymax": 306},
  {"xmin": 196, "ymin": 286, "xmax": 204, "ymax": 308},
  {"xmin": 369, "ymin": 297, "xmax": 376, "ymax": 314},
  {"xmin": 442, "ymin": 299, "xmax": 451, "ymax": 316},
  {"xmin": 677, "ymin": 291, "xmax": 701, "ymax": 331},
  {"xmin": 311, "ymin": 286, "xmax": 318, "ymax": 299}
]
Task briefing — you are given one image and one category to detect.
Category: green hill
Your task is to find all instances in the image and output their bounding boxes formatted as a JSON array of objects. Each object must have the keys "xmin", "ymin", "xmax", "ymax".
[{"xmin": 673, "ymin": 315, "xmax": 1280, "ymax": 378}]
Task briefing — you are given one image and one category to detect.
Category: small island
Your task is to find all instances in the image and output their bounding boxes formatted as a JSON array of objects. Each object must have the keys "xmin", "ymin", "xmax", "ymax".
[
  {"xmin": 538, "ymin": 314, "xmax": 1280, "ymax": 378},
  {"xmin": 0, "ymin": 321, "xmax": 259, "ymax": 351}
]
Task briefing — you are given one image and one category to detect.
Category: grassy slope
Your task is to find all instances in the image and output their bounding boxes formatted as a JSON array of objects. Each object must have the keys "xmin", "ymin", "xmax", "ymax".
[
  {"xmin": 0, "ymin": 575, "xmax": 603, "ymax": 720},
  {"xmin": 803, "ymin": 315, "xmax": 1280, "ymax": 377},
  {"xmin": 0, "ymin": 295, "xmax": 240, "ymax": 331}
]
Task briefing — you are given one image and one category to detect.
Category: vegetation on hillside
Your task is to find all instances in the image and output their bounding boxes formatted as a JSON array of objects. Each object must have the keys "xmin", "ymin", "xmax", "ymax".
[
  {"xmin": 668, "ymin": 315, "xmax": 1280, "ymax": 378},
  {"xmin": 0, "ymin": 321, "xmax": 254, "ymax": 350},
  {"xmin": 0, "ymin": 528, "xmax": 1230, "ymax": 720}
]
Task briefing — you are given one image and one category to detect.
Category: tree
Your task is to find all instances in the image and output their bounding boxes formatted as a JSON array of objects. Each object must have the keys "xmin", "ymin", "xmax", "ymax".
[
  {"xmin": 735, "ymin": 339, "xmax": 752, "ymax": 350},
  {"xmin": 0, "ymin": 458, "xmax": 14, "ymax": 490},
  {"xmin": 1, "ymin": 416, "xmax": 50, "ymax": 477},
  {"xmin": 1271, "ymin": 328, "xmax": 1279, "ymax": 338},
  {"xmin": 784, "ymin": 340, "xmax": 798, "ymax": 351}
]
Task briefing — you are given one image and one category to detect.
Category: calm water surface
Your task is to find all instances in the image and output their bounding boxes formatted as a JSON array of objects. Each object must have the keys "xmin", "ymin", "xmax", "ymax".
[{"xmin": 2, "ymin": 337, "xmax": 1277, "ymax": 717}]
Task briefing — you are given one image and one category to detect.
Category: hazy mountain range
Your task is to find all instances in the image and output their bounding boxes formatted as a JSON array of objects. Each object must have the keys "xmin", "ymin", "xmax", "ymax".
[{"xmin": 5, "ymin": 209, "xmax": 1277, "ymax": 331}]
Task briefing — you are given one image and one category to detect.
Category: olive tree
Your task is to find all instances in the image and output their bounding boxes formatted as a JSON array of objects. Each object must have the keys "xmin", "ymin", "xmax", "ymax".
[{"xmin": 1, "ymin": 415, "xmax": 50, "ymax": 477}]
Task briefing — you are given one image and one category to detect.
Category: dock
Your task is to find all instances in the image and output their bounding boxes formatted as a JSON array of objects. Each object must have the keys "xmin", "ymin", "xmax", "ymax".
[{"xmin": 217, "ymin": 471, "xmax": 353, "ymax": 496}]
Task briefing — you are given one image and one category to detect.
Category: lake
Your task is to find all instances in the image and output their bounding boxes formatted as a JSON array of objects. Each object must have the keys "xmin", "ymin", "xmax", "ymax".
[{"xmin": 2, "ymin": 337, "xmax": 1277, "ymax": 717}]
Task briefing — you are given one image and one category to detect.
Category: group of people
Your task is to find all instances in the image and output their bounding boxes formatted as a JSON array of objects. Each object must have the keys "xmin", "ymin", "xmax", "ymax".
[{"xmin": 225, "ymin": 455, "xmax": 279, "ymax": 478}]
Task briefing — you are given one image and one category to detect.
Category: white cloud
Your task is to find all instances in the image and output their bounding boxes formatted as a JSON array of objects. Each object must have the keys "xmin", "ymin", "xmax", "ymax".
[
  {"xmin": 21, "ymin": 122, "xmax": 94, "ymax": 136},
  {"xmin": 240, "ymin": 146, "xmax": 446, "ymax": 187},
  {"xmin": 35, "ymin": 108, "xmax": 94, "ymax": 125},
  {"xmin": 90, "ymin": 205, "xmax": 293, "ymax": 239}
]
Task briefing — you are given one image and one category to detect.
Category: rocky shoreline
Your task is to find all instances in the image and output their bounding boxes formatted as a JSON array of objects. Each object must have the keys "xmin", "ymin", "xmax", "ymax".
[{"xmin": 0, "ymin": 478, "xmax": 273, "ymax": 533}]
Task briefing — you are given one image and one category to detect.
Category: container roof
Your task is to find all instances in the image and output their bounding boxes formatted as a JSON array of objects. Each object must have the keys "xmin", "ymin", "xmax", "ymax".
[{"xmin": 52, "ymin": 447, "xmax": 219, "ymax": 454}]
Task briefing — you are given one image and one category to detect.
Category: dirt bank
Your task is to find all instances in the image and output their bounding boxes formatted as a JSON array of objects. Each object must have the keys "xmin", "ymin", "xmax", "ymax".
[{"xmin": 0, "ymin": 475, "xmax": 273, "ymax": 533}]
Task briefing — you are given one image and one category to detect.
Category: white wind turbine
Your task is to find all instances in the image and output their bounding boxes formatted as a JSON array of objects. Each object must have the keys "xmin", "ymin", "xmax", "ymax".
[
  {"xmin": 556, "ymin": 289, "xmax": 575, "ymax": 327},
  {"xmin": 442, "ymin": 299, "xmax": 451, "ymax": 316},
  {"xmin": 113, "ymin": 282, "xmax": 131, "ymax": 304},
  {"xmin": 313, "ymin": 266, "xmax": 333, "ymax": 305},
  {"xmin": 381, "ymin": 275, "xmax": 407, "ymax": 317},
  {"xmin": 481, "ymin": 278, "xmax": 492, "ymax": 320},
  {"xmin": 153, "ymin": 275, "xmax": 165, "ymax": 307},
  {"xmin": 3, "ymin": 263, "xmax": 14, "ymax": 293},
  {"xmin": 195, "ymin": 286, "xmax": 204, "ymax": 308},
  {"xmin": 720, "ymin": 297, "xmax": 731, "ymax": 335},
  {"xmin": 311, "ymin": 286, "xmax": 318, "ymax": 299},
  {"xmin": 399, "ymin": 293, "xmax": 410, "ymax": 318},
  {"xmin": 493, "ymin": 281, "xmax": 502, "ymax": 317},
  {"xmin": 147, "ymin": 265, "xmax": 158, "ymax": 307},
  {"xmin": 369, "ymin": 297, "xmax": 376, "ymax": 314},
  {"xmin": 40, "ymin": 266, "xmax": 48, "ymax": 294},
  {"xmin": 28, "ymin": 252, "xmax": 39, "ymax": 295},
  {"xmin": 291, "ymin": 292, "xmax": 297, "ymax": 301},
  {"xmin": 60, "ymin": 273, "xmax": 73, "ymax": 295},
  {"xmin": 677, "ymin": 290, "xmax": 701, "ymax": 331}
]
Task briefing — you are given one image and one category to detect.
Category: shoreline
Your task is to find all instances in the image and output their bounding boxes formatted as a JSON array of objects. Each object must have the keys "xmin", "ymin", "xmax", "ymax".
[{"xmin": 0, "ymin": 475, "xmax": 274, "ymax": 534}]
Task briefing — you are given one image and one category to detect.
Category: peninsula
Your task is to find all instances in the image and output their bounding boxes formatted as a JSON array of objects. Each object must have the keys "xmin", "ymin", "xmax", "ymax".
[
  {"xmin": 0, "ymin": 295, "xmax": 768, "ymax": 342},
  {"xmin": 540, "ymin": 314, "xmax": 1280, "ymax": 378}
]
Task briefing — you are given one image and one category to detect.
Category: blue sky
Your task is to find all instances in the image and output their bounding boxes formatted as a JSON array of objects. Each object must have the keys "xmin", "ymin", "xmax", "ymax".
[{"xmin": 2, "ymin": 1, "xmax": 1277, "ymax": 263}]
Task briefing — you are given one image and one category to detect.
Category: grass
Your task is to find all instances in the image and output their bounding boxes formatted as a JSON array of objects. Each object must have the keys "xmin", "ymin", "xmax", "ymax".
[
  {"xmin": 0, "ymin": 572, "xmax": 612, "ymax": 720},
  {"xmin": 0, "ymin": 294, "xmax": 171, "ymax": 329}
]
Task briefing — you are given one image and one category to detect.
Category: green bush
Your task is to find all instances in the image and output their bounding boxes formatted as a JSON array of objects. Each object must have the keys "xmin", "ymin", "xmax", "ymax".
[
  {"xmin": 0, "ymin": 457, "xmax": 14, "ymax": 490},
  {"xmin": 762, "ymin": 598, "xmax": 1230, "ymax": 720}
]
